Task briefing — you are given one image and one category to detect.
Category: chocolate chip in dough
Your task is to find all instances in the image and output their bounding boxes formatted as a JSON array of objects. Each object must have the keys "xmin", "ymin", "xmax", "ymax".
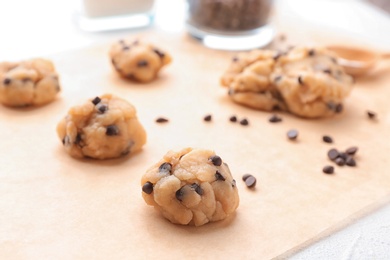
[
  {"xmin": 203, "ymin": 114, "xmax": 212, "ymax": 122},
  {"xmin": 159, "ymin": 162, "xmax": 172, "ymax": 174},
  {"xmin": 215, "ymin": 171, "xmax": 226, "ymax": 181},
  {"xmin": 210, "ymin": 155, "xmax": 222, "ymax": 166},
  {"xmin": 322, "ymin": 135, "xmax": 333, "ymax": 143},
  {"xmin": 106, "ymin": 125, "xmax": 119, "ymax": 136},
  {"xmin": 287, "ymin": 129, "xmax": 298, "ymax": 140},
  {"xmin": 142, "ymin": 182, "xmax": 154, "ymax": 194},
  {"xmin": 92, "ymin": 96, "xmax": 101, "ymax": 105}
]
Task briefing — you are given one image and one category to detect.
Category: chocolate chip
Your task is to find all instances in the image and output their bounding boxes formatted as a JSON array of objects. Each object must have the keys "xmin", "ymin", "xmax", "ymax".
[
  {"xmin": 338, "ymin": 152, "xmax": 348, "ymax": 161},
  {"xmin": 142, "ymin": 182, "xmax": 153, "ymax": 194},
  {"xmin": 232, "ymin": 179, "xmax": 236, "ymax": 188},
  {"xmin": 3, "ymin": 78, "xmax": 11, "ymax": 85},
  {"xmin": 335, "ymin": 103, "xmax": 343, "ymax": 113},
  {"xmin": 229, "ymin": 115, "xmax": 237, "ymax": 122},
  {"xmin": 215, "ymin": 171, "xmax": 226, "ymax": 181},
  {"xmin": 62, "ymin": 135, "xmax": 70, "ymax": 146},
  {"xmin": 367, "ymin": 111, "xmax": 376, "ymax": 119},
  {"xmin": 210, "ymin": 155, "xmax": 222, "ymax": 166},
  {"xmin": 245, "ymin": 176, "xmax": 256, "ymax": 188},
  {"xmin": 156, "ymin": 117, "xmax": 169, "ymax": 123},
  {"xmin": 239, "ymin": 118, "xmax": 249, "ymax": 126},
  {"xmin": 346, "ymin": 146, "xmax": 358, "ymax": 155},
  {"xmin": 335, "ymin": 157, "xmax": 345, "ymax": 166},
  {"xmin": 242, "ymin": 174, "xmax": 252, "ymax": 181},
  {"xmin": 323, "ymin": 165, "xmax": 334, "ymax": 174},
  {"xmin": 327, "ymin": 149, "xmax": 339, "ymax": 161},
  {"xmin": 269, "ymin": 114, "xmax": 282, "ymax": 123},
  {"xmin": 203, "ymin": 114, "xmax": 212, "ymax": 122},
  {"xmin": 75, "ymin": 133, "xmax": 82, "ymax": 144},
  {"xmin": 97, "ymin": 104, "xmax": 108, "ymax": 114},
  {"xmin": 122, "ymin": 46, "xmax": 130, "ymax": 51},
  {"xmin": 287, "ymin": 129, "xmax": 298, "ymax": 140},
  {"xmin": 322, "ymin": 135, "xmax": 333, "ymax": 143},
  {"xmin": 175, "ymin": 188, "xmax": 184, "ymax": 201},
  {"xmin": 191, "ymin": 183, "xmax": 203, "ymax": 195},
  {"xmin": 153, "ymin": 49, "xmax": 165, "ymax": 58},
  {"xmin": 323, "ymin": 69, "xmax": 332, "ymax": 74},
  {"xmin": 274, "ymin": 76, "xmax": 282, "ymax": 82},
  {"xmin": 159, "ymin": 162, "xmax": 172, "ymax": 174},
  {"xmin": 106, "ymin": 125, "xmax": 119, "ymax": 136},
  {"xmin": 308, "ymin": 49, "xmax": 316, "ymax": 56},
  {"xmin": 346, "ymin": 157, "xmax": 356, "ymax": 167},
  {"xmin": 298, "ymin": 76, "xmax": 304, "ymax": 85},
  {"xmin": 137, "ymin": 60, "xmax": 148, "ymax": 67},
  {"xmin": 92, "ymin": 96, "xmax": 101, "ymax": 105},
  {"xmin": 232, "ymin": 57, "xmax": 239, "ymax": 62}
]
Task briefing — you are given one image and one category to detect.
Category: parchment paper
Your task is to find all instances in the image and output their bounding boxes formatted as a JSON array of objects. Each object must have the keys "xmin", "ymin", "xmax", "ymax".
[{"xmin": 1, "ymin": 32, "xmax": 389, "ymax": 259}]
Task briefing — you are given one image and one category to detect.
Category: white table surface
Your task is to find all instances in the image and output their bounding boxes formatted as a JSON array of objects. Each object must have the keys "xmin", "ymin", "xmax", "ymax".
[{"xmin": 1, "ymin": 0, "xmax": 389, "ymax": 259}]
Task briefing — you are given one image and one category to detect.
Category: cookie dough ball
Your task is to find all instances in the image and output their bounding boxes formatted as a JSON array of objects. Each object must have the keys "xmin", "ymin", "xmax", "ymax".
[
  {"xmin": 221, "ymin": 50, "xmax": 286, "ymax": 111},
  {"xmin": 0, "ymin": 59, "xmax": 60, "ymax": 107},
  {"xmin": 56, "ymin": 94, "xmax": 146, "ymax": 160},
  {"xmin": 141, "ymin": 148, "xmax": 239, "ymax": 226},
  {"xmin": 109, "ymin": 39, "xmax": 172, "ymax": 83},
  {"xmin": 272, "ymin": 47, "xmax": 354, "ymax": 118}
]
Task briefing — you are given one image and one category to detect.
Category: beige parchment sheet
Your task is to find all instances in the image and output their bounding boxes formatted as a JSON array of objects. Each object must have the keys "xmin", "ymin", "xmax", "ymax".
[{"xmin": 0, "ymin": 32, "xmax": 389, "ymax": 259}]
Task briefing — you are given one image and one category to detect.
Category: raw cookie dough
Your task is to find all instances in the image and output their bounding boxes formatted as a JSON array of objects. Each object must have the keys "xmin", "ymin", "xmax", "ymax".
[
  {"xmin": 271, "ymin": 47, "xmax": 354, "ymax": 118},
  {"xmin": 141, "ymin": 148, "xmax": 239, "ymax": 226},
  {"xmin": 109, "ymin": 39, "xmax": 172, "ymax": 83},
  {"xmin": 56, "ymin": 94, "xmax": 146, "ymax": 160},
  {"xmin": 0, "ymin": 59, "xmax": 60, "ymax": 107},
  {"xmin": 221, "ymin": 49, "xmax": 286, "ymax": 111},
  {"xmin": 221, "ymin": 47, "xmax": 354, "ymax": 118}
]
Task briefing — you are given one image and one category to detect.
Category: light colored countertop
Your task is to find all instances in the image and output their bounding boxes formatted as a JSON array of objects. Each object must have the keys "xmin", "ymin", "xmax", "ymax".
[{"xmin": 1, "ymin": 0, "xmax": 389, "ymax": 259}]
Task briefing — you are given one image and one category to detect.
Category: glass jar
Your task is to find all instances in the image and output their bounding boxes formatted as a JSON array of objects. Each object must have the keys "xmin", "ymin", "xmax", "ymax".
[{"xmin": 186, "ymin": 0, "xmax": 274, "ymax": 50}]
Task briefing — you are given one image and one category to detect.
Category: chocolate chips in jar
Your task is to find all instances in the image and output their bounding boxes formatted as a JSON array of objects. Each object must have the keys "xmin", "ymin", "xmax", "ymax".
[{"xmin": 187, "ymin": 0, "xmax": 272, "ymax": 32}]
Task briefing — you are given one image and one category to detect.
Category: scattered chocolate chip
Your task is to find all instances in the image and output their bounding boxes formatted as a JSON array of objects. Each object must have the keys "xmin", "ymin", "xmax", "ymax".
[
  {"xmin": 232, "ymin": 179, "xmax": 236, "ymax": 188},
  {"xmin": 335, "ymin": 157, "xmax": 345, "ymax": 166},
  {"xmin": 156, "ymin": 117, "xmax": 169, "ymax": 123},
  {"xmin": 159, "ymin": 162, "xmax": 172, "ymax": 174},
  {"xmin": 153, "ymin": 49, "xmax": 165, "ymax": 58},
  {"xmin": 323, "ymin": 69, "xmax": 332, "ymax": 74},
  {"xmin": 338, "ymin": 152, "xmax": 348, "ymax": 161},
  {"xmin": 137, "ymin": 60, "xmax": 148, "ymax": 67},
  {"xmin": 245, "ymin": 176, "xmax": 257, "ymax": 188},
  {"xmin": 335, "ymin": 104, "xmax": 343, "ymax": 113},
  {"xmin": 210, "ymin": 155, "xmax": 222, "ymax": 166},
  {"xmin": 242, "ymin": 174, "xmax": 252, "ymax": 181},
  {"xmin": 175, "ymin": 188, "xmax": 184, "ymax": 201},
  {"xmin": 142, "ymin": 182, "xmax": 153, "ymax": 194},
  {"xmin": 97, "ymin": 104, "xmax": 108, "ymax": 114},
  {"xmin": 274, "ymin": 76, "xmax": 282, "ymax": 82},
  {"xmin": 232, "ymin": 56, "xmax": 239, "ymax": 62},
  {"xmin": 203, "ymin": 114, "xmax": 212, "ymax": 122},
  {"xmin": 322, "ymin": 135, "xmax": 333, "ymax": 143},
  {"xmin": 122, "ymin": 46, "xmax": 130, "ymax": 51},
  {"xmin": 327, "ymin": 148, "xmax": 339, "ymax": 161},
  {"xmin": 323, "ymin": 165, "xmax": 334, "ymax": 174},
  {"xmin": 240, "ymin": 118, "xmax": 249, "ymax": 126},
  {"xmin": 191, "ymin": 183, "xmax": 203, "ymax": 195},
  {"xmin": 3, "ymin": 78, "xmax": 11, "ymax": 85},
  {"xmin": 229, "ymin": 115, "xmax": 237, "ymax": 122},
  {"xmin": 269, "ymin": 114, "xmax": 282, "ymax": 123},
  {"xmin": 308, "ymin": 49, "xmax": 316, "ymax": 56},
  {"xmin": 92, "ymin": 96, "xmax": 101, "ymax": 105},
  {"xmin": 298, "ymin": 76, "xmax": 304, "ymax": 85},
  {"xmin": 367, "ymin": 111, "xmax": 376, "ymax": 119},
  {"xmin": 346, "ymin": 157, "xmax": 356, "ymax": 167},
  {"xmin": 106, "ymin": 125, "xmax": 119, "ymax": 136},
  {"xmin": 215, "ymin": 171, "xmax": 226, "ymax": 181},
  {"xmin": 346, "ymin": 146, "xmax": 358, "ymax": 155},
  {"xmin": 287, "ymin": 129, "xmax": 298, "ymax": 140}
]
